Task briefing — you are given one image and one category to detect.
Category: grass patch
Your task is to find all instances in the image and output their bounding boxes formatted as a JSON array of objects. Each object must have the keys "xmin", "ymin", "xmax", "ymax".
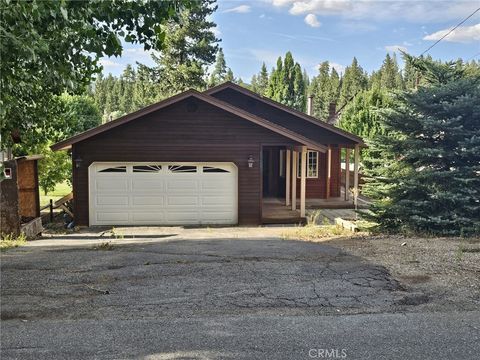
[
  {"xmin": 1, "ymin": 233, "xmax": 27, "ymax": 252},
  {"xmin": 40, "ymin": 181, "xmax": 72, "ymax": 206},
  {"xmin": 282, "ymin": 224, "xmax": 351, "ymax": 241}
]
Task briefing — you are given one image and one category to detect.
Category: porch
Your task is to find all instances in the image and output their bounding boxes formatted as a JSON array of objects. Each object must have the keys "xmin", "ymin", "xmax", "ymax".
[{"xmin": 261, "ymin": 143, "xmax": 362, "ymax": 224}]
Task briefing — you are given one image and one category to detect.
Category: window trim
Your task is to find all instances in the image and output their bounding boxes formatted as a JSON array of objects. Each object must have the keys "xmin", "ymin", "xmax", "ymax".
[{"xmin": 297, "ymin": 150, "xmax": 319, "ymax": 179}]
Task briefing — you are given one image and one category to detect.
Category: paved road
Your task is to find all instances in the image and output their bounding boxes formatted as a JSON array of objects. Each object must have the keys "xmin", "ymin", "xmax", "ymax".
[
  {"xmin": 2, "ymin": 311, "xmax": 479, "ymax": 359},
  {"xmin": 1, "ymin": 228, "xmax": 478, "ymax": 359}
]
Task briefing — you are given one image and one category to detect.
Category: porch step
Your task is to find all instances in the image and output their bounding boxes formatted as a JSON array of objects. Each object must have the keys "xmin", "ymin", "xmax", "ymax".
[{"xmin": 262, "ymin": 217, "xmax": 306, "ymax": 225}]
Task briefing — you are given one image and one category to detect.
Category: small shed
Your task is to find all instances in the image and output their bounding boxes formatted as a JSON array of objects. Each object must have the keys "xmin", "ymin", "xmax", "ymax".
[{"xmin": 1, "ymin": 155, "xmax": 43, "ymax": 237}]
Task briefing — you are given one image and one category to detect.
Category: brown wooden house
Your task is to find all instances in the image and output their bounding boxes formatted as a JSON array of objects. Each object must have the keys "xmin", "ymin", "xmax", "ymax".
[{"xmin": 52, "ymin": 82, "xmax": 364, "ymax": 226}]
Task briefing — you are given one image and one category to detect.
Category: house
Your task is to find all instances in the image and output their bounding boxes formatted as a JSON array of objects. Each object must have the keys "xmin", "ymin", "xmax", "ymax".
[{"xmin": 51, "ymin": 82, "xmax": 364, "ymax": 226}]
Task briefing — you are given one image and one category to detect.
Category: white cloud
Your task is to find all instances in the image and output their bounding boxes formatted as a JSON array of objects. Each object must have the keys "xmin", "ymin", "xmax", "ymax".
[
  {"xmin": 269, "ymin": 0, "xmax": 480, "ymax": 23},
  {"xmin": 330, "ymin": 62, "xmax": 346, "ymax": 74},
  {"xmin": 99, "ymin": 59, "xmax": 122, "ymax": 68},
  {"xmin": 385, "ymin": 45, "xmax": 408, "ymax": 53},
  {"xmin": 423, "ymin": 23, "xmax": 480, "ymax": 43},
  {"xmin": 304, "ymin": 13, "xmax": 321, "ymax": 27},
  {"xmin": 224, "ymin": 5, "xmax": 251, "ymax": 13}
]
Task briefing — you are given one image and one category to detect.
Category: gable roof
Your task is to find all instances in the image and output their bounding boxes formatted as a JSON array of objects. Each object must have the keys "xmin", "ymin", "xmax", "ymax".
[
  {"xmin": 205, "ymin": 81, "xmax": 364, "ymax": 145},
  {"xmin": 51, "ymin": 89, "xmax": 327, "ymax": 152}
]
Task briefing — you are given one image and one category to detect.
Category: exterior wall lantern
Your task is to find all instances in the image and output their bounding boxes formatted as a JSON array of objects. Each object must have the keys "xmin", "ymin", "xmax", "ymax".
[
  {"xmin": 247, "ymin": 155, "xmax": 255, "ymax": 168},
  {"xmin": 74, "ymin": 157, "xmax": 83, "ymax": 168}
]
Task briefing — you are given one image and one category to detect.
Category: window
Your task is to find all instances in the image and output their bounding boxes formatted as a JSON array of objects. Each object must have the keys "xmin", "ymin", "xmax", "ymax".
[
  {"xmin": 297, "ymin": 151, "xmax": 318, "ymax": 178},
  {"xmin": 279, "ymin": 150, "xmax": 285, "ymax": 177},
  {"xmin": 133, "ymin": 165, "xmax": 162, "ymax": 173},
  {"xmin": 98, "ymin": 166, "xmax": 126, "ymax": 173},
  {"xmin": 168, "ymin": 165, "xmax": 197, "ymax": 173},
  {"xmin": 203, "ymin": 166, "xmax": 229, "ymax": 173}
]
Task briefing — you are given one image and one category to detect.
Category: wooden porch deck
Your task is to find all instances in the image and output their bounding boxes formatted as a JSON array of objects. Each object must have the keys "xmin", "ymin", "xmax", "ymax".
[{"xmin": 261, "ymin": 192, "xmax": 368, "ymax": 224}]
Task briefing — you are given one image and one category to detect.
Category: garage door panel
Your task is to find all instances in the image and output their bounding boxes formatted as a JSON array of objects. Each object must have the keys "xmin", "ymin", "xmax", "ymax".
[
  {"xmin": 96, "ymin": 212, "xmax": 129, "ymax": 222},
  {"xmin": 166, "ymin": 179, "xmax": 198, "ymax": 192},
  {"xmin": 167, "ymin": 195, "xmax": 198, "ymax": 206},
  {"xmin": 96, "ymin": 179, "xmax": 128, "ymax": 191},
  {"xmin": 96, "ymin": 195, "xmax": 129, "ymax": 206},
  {"xmin": 165, "ymin": 211, "xmax": 199, "ymax": 222},
  {"xmin": 90, "ymin": 163, "xmax": 237, "ymax": 225},
  {"xmin": 201, "ymin": 196, "xmax": 233, "ymax": 205},
  {"xmin": 131, "ymin": 212, "xmax": 164, "ymax": 222},
  {"xmin": 132, "ymin": 179, "xmax": 165, "ymax": 191},
  {"xmin": 132, "ymin": 196, "xmax": 164, "ymax": 206}
]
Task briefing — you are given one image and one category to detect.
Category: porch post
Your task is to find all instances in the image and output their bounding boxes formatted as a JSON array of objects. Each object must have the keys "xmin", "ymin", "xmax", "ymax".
[
  {"xmin": 291, "ymin": 151, "xmax": 297, "ymax": 211},
  {"xmin": 345, "ymin": 148, "xmax": 350, "ymax": 201},
  {"xmin": 326, "ymin": 146, "xmax": 332, "ymax": 198},
  {"xmin": 300, "ymin": 147, "xmax": 307, "ymax": 217},
  {"xmin": 285, "ymin": 149, "xmax": 291, "ymax": 206},
  {"xmin": 353, "ymin": 144, "xmax": 360, "ymax": 207}
]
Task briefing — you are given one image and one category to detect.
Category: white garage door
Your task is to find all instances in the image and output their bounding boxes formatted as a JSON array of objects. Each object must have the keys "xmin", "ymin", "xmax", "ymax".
[{"xmin": 88, "ymin": 162, "xmax": 238, "ymax": 225}]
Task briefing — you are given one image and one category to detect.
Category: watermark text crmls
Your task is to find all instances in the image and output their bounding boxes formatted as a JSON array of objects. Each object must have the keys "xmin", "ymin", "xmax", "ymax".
[{"xmin": 308, "ymin": 348, "xmax": 347, "ymax": 358}]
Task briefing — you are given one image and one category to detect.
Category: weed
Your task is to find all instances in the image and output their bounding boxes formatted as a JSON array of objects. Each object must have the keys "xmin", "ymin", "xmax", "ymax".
[
  {"xmin": 0, "ymin": 233, "xmax": 27, "ymax": 252},
  {"xmin": 282, "ymin": 224, "xmax": 351, "ymax": 241},
  {"xmin": 93, "ymin": 242, "xmax": 115, "ymax": 250},
  {"xmin": 110, "ymin": 227, "xmax": 124, "ymax": 240}
]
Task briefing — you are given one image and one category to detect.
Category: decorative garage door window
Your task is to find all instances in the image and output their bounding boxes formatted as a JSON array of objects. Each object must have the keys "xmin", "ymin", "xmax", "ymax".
[
  {"xmin": 203, "ymin": 166, "xmax": 230, "ymax": 173},
  {"xmin": 133, "ymin": 165, "xmax": 162, "ymax": 173},
  {"xmin": 98, "ymin": 166, "xmax": 127, "ymax": 173},
  {"xmin": 168, "ymin": 165, "xmax": 197, "ymax": 173}
]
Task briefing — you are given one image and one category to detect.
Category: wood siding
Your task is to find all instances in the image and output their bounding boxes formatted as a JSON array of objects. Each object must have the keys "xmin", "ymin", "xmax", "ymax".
[
  {"xmin": 72, "ymin": 98, "xmax": 299, "ymax": 226},
  {"xmin": 212, "ymin": 88, "xmax": 357, "ymax": 146},
  {"xmin": 295, "ymin": 148, "xmax": 341, "ymax": 198}
]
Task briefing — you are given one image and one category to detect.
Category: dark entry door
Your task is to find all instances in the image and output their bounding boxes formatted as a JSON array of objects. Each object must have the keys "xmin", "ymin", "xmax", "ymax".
[{"xmin": 262, "ymin": 147, "xmax": 286, "ymax": 198}]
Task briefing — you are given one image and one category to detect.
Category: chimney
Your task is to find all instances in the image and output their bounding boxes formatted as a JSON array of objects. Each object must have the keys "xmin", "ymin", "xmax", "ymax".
[
  {"xmin": 307, "ymin": 95, "xmax": 313, "ymax": 116},
  {"xmin": 327, "ymin": 102, "xmax": 337, "ymax": 124}
]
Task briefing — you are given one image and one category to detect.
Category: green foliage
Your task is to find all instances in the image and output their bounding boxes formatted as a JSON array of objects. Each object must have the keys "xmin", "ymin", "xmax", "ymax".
[
  {"xmin": 309, "ymin": 61, "xmax": 341, "ymax": 120},
  {"xmin": 149, "ymin": 0, "xmax": 219, "ymax": 96},
  {"xmin": 1, "ymin": 232, "xmax": 27, "ymax": 252},
  {"xmin": 362, "ymin": 57, "xmax": 480, "ymax": 236},
  {"xmin": 208, "ymin": 49, "xmax": 231, "ymax": 87},
  {"xmin": 266, "ymin": 52, "xmax": 306, "ymax": 111},
  {"xmin": 338, "ymin": 87, "xmax": 393, "ymax": 140},
  {"xmin": 338, "ymin": 57, "xmax": 368, "ymax": 109},
  {"xmin": 1, "ymin": 0, "xmax": 190, "ymax": 149}
]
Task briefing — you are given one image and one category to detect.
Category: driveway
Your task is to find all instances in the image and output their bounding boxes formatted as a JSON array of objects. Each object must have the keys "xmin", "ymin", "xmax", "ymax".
[{"xmin": 1, "ymin": 227, "xmax": 479, "ymax": 359}]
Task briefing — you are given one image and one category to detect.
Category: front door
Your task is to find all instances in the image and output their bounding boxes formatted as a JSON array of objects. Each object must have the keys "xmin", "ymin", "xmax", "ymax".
[{"xmin": 262, "ymin": 147, "xmax": 286, "ymax": 198}]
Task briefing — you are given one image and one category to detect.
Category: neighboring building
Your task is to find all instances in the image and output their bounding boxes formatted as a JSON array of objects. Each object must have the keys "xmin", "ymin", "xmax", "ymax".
[
  {"xmin": 1, "ymin": 155, "xmax": 43, "ymax": 237},
  {"xmin": 52, "ymin": 82, "xmax": 363, "ymax": 226}
]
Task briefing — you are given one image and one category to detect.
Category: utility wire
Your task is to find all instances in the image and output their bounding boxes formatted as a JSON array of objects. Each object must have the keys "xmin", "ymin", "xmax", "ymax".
[{"xmin": 420, "ymin": 7, "xmax": 480, "ymax": 56}]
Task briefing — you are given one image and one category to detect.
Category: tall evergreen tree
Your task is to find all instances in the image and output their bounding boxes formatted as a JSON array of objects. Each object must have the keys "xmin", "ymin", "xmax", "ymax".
[
  {"xmin": 256, "ymin": 63, "xmax": 269, "ymax": 96},
  {"xmin": 362, "ymin": 56, "xmax": 480, "ymax": 236},
  {"xmin": 150, "ymin": 0, "xmax": 219, "ymax": 96},
  {"xmin": 208, "ymin": 48, "xmax": 228, "ymax": 87},
  {"xmin": 266, "ymin": 52, "xmax": 306, "ymax": 111},
  {"xmin": 338, "ymin": 57, "xmax": 368, "ymax": 108}
]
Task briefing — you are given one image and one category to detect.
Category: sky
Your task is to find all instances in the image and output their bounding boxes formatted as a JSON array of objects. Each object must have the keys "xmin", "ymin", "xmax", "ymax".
[{"xmin": 100, "ymin": 0, "xmax": 480, "ymax": 80}]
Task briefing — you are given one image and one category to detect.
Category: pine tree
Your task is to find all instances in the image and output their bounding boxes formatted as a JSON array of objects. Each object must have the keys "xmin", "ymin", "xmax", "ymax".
[
  {"xmin": 119, "ymin": 65, "xmax": 136, "ymax": 114},
  {"xmin": 338, "ymin": 57, "xmax": 368, "ymax": 108},
  {"xmin": 362, "ymin": 56, "xmax": 480, "ymax": 236},
  {"xmin": 225, "ymin": 68, "xmax": 234, "ymax": 82},
  {"xmin": 150, "ymin": 0, "xmax": 219, "ymax": 96},
  {"xmin": 266, "ymin": 52, "xmax": 306, "ymax": 111},
  {"xmin": 257, "ymin": 63, "xmax": 269, "ymax": 96},
  {"xmin": 208, "ymin": 48, "xmax": 228, "ymax": 87}
]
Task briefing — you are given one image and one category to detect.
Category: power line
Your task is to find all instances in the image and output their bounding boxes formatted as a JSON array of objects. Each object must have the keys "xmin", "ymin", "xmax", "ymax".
[
  {"xmin": 420, "ymin": 7, "xmax": 480, "ymax": 56},
  {"xmin": 466, "ymin": 52, "xmax": 480, "ymax": 62}
]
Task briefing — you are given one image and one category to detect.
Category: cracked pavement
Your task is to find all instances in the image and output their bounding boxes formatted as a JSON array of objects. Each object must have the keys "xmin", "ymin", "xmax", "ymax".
[{"xmin": 1, "ymin": 227, "xmax": 479, "ymax": 359}]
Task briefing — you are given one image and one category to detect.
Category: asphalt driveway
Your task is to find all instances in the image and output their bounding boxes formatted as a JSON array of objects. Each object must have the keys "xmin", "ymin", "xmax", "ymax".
[{"xmin": 1, "ymin": 227, "xmax": 479, "ymax": 359}]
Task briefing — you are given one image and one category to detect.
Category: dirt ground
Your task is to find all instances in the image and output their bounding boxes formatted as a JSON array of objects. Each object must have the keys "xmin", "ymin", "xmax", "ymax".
[{"xmin": 324, "ymin": 234, "xmax": 480, "ymax": 312}]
